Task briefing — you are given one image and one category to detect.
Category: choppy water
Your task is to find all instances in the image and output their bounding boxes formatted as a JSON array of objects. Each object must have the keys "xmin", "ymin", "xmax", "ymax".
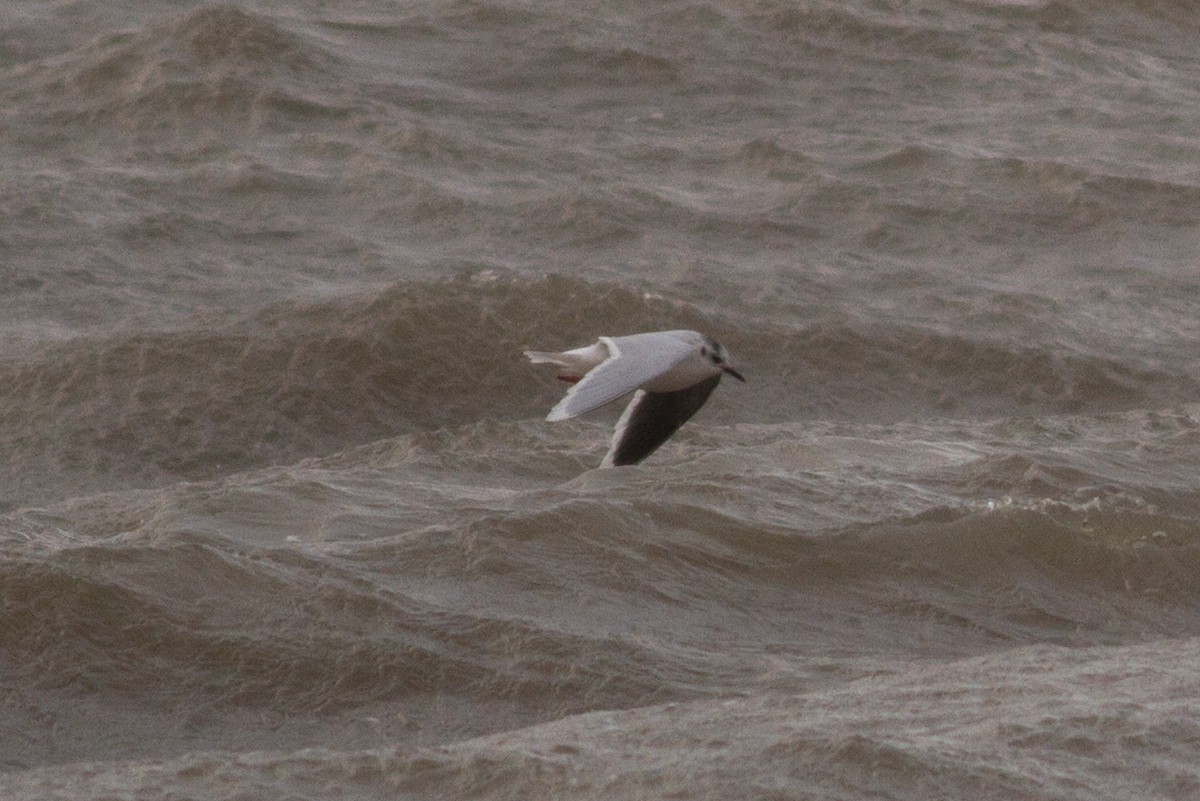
[{"xmin": 4, "ymin": 1, "xmax": 1200, "ymax": 798}]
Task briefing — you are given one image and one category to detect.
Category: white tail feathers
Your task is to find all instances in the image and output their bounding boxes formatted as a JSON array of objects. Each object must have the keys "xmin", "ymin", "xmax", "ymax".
[{"xmin": 524, "ymin": 350, "xmax": 569, "ymax": 366}]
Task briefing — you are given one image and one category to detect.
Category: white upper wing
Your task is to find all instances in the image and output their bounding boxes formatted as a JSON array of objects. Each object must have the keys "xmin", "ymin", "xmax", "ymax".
[{"xmin": 546, "ymin": 331, "xmax": 698, "ymax": 421}]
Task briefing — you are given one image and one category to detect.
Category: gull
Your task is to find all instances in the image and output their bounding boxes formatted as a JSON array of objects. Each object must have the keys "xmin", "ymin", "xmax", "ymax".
[{"xmin": 525, "ymin": 330, "xmax": 746, "ymax": 466}]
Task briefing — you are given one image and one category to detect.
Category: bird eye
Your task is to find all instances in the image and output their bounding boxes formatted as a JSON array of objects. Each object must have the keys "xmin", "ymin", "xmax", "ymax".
[{"xmin": 700, "ymin": 346, "xmax": 708, "ymax": 356}]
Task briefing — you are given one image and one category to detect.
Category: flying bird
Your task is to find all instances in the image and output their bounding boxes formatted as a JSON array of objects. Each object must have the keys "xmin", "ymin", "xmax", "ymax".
[{"xmin": 525, "ymin": 330, "xmax": 745, "ymax": 466}]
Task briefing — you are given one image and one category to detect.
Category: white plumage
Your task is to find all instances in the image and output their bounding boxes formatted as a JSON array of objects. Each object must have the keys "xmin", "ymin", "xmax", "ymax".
[{"xmin": 525, "ymin": 330, "xmax": 745, "ymax": 466}]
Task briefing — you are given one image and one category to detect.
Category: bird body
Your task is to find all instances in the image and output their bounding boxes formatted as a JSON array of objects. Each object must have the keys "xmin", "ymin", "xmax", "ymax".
[{"xmin": 525, "ymin": 330, "xmax": 744, "ymax": 466}]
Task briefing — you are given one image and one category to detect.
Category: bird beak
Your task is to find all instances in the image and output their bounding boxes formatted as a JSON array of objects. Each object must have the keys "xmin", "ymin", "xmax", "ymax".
[{"xmin": 723, "ymin": 365, "xmax": 747, "ymax": 383}]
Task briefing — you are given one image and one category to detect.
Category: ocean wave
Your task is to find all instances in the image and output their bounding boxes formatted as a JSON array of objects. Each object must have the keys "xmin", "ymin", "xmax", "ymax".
[
  {"xmin": 6, "ymin": 632, "xmax": 1200, "ymax": 800},
  {"xmin": 844, "ymin": 144, "xmax": 1200, "ymax": 243},
  {"xmin": 5, "ymin": 462, "xmax": 1198, "ymax": 756},
  {"xmin": 847, "ymin": 505, "xmax": 1200, "ymax": 639},
  {"xmin": 478, "ymin": 44, "xmax": 681, "ymax": 92},
  {"xmin": 0, "ymin": 276, "xmax": 702, "ymax": 505},
  {"xmin": 0, "ymin": 526, "xmax": 675, "ymax": 734},
  {"xmin": 0, "ymin": 273, "xmax": 1192, "ymax": 508},
  {"xmin": 6, "ymin": 391, "xmax": 1200, "ymax": 778},
  {"xmin": 3, "ymin": 5, "xmax": 352, "ymax": 144}
]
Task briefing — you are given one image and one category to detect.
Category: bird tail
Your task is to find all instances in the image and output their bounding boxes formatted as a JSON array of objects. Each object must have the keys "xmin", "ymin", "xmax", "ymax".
[
  {"xmin": 524, "ymin": 350, "xmax": 568, "ymax": 366},
  {"xmin": 525, "ymin": 350, "xmax": 584, "ymax": 383}
]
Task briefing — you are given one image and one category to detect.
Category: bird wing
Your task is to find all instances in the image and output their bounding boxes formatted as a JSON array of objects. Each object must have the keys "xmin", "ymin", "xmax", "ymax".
[
  {"xmin": 602, "ymin": 374, "xmax": 723, "ymax": 466},
  {"xmin": 546, "ymin": 332, "xmax": 696, "ymax": 421}
]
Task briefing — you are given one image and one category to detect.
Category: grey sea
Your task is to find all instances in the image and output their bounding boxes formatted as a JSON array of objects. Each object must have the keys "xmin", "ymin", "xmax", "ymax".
[{"xmin": 4, "ymin": 1, "xmax": 1200, "ymax": 798}]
